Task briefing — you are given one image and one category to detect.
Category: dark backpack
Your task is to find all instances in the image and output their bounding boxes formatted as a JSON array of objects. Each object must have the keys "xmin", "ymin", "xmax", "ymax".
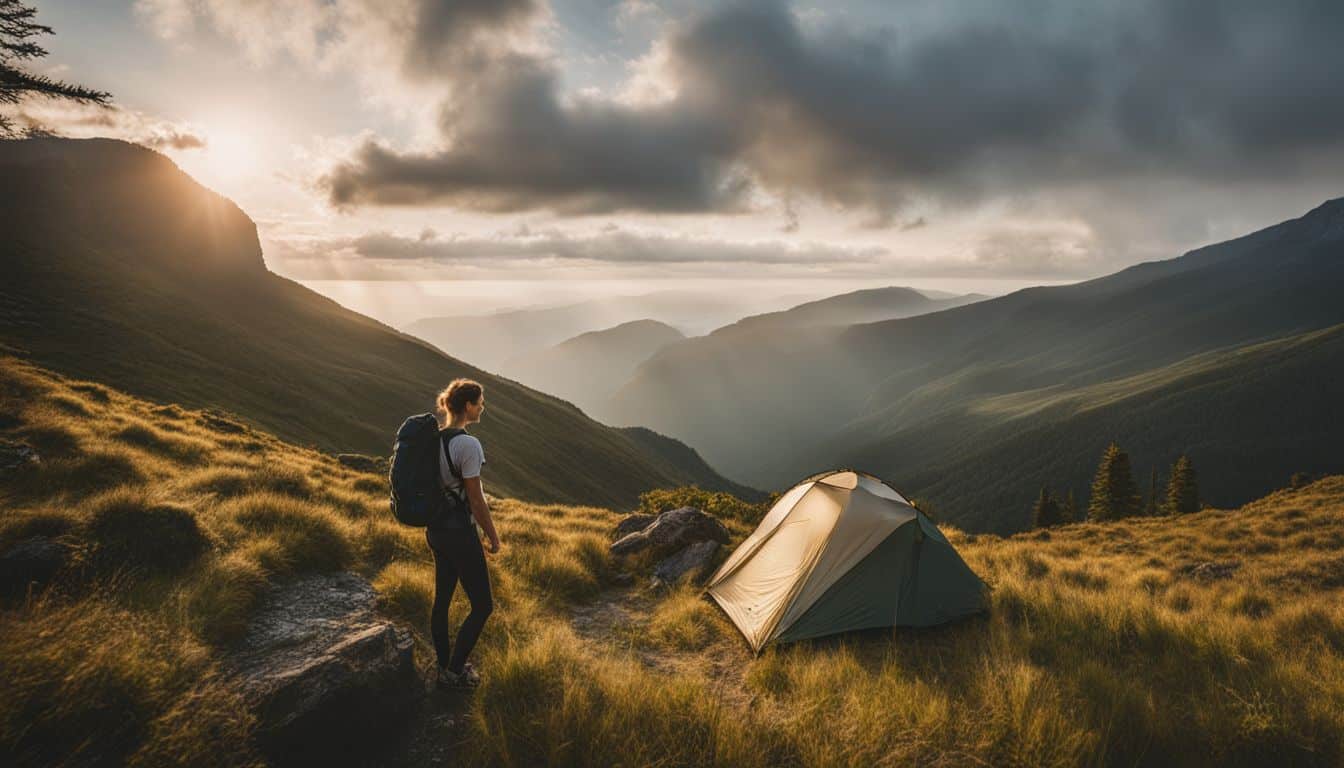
[{"xmin": 388, "ymin": 414, "xmax": 470, "ymax": 527}]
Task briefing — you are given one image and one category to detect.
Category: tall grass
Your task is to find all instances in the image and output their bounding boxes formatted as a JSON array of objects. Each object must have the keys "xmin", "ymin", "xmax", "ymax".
[{"xmin": 3, "ymin": 356, "xmax": 1344, "ymax": 766}]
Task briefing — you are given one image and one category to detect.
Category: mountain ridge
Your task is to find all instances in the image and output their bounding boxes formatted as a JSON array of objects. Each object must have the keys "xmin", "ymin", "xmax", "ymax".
[{"xmin": 0, "ymin": 137, "xmax": 757, "ymax": 507}]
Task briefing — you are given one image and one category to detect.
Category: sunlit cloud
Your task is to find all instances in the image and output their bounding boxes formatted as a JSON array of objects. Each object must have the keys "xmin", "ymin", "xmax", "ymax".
[{"xmin": 12, "ymin": 98, "xmax": 206, "ymax": 151}]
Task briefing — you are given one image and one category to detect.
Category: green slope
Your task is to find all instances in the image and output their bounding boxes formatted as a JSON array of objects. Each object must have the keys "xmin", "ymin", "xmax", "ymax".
[
  {"xmin": 832, "ymin": 323, "xmax": 1344, "ymax": 533},
  {"xmin": 0, "ymin": 137, "xmax": 753, "ymax": 508},
  {"xmin": 609, "ymin": 197, "xmax": 1344, "ymax": 525}
]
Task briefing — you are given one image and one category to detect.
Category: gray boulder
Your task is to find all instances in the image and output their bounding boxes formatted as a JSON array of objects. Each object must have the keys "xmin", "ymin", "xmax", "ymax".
[
  {"xmin": 0, "ymin": 440, "xmax": 39, "ymax": 472},
  {"xmin": 653, "ymin": 540, "xmax": 721, "ymax": 586},
  {"xmin": 1178, "ymin": 560, "xmax": 1242, "ymax": 582},
  {"xmin": 0, "ymin": 536, "xmax": 71, "ymax": 599},
  {"xmin": 610, "ymin": 506, "xmax": 730, "ymax": 558},
  {"xmin": 613, "ymin": 513, "xmax": 657, "ymax": 539},
  {"xmin": 227, "ymin": 573, "xmax": 417, "ymax": 762}
]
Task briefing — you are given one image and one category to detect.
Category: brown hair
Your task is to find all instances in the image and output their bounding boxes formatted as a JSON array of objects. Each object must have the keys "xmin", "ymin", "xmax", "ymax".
[{"xmin": 437, "ymin": 378, "xmax": 483, "ymax": 417}]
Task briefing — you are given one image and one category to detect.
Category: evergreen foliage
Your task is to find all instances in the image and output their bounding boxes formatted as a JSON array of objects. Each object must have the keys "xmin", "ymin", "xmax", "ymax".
[
  {"xmin": 1088, "ymin": 443, "xmax": 1141, "ymax": 521},
  {"xmin": 1144, "ymin": 467, "xmax": 1163, "ymax": 516},
  {"xmin": 1031, "ymin": 487, "xmax": 1065, "ymax": 528},
  {"xmin": 1061, "ymin": 490, "xmax": 1078, "ymax": 524},
  {"xmin": 1166, "ymin": 455, "xmax": 1200, "ymax": 515},
  {"xmin": 0, "ymin": 0, "xmax": 112, "ymax": 137}
]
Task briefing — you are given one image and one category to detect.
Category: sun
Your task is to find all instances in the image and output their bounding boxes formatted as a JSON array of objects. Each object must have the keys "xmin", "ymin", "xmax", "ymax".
[{"xmin": 172, "ymin": 123, "xmax": 263, "ymax": 189}]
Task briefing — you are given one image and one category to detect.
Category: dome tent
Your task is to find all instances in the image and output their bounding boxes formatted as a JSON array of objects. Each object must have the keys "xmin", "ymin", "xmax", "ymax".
[{"xmin": 705, "ymin": 470, "xmax": 986, "ymax": 652}]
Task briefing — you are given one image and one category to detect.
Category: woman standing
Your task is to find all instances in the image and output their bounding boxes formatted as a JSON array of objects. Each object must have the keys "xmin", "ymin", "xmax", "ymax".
[{"xmin": 429, "ymin": 378, "xmax": 500, "ymax": 689}]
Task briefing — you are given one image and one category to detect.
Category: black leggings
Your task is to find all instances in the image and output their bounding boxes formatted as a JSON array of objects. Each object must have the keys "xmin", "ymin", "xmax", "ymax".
[{"xmin": 426, "ymin": 526, "xmax": 494, "ymax": 672}]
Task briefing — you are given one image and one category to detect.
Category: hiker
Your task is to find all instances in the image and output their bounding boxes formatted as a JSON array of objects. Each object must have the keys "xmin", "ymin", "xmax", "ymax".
[{"xmin": 429, "ymin": 378, "xmax": 500, "ymax": 689}]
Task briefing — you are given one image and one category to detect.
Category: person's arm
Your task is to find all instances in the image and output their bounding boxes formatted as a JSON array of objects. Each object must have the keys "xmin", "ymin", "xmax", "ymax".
[{"xmin": 463, "ymin": 475, "xmax": 500, "ymax": 553}]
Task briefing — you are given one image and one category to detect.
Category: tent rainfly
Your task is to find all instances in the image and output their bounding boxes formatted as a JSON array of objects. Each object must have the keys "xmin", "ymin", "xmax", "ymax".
[{"xmin": 705, "ymin": 470, "xmax": 986, "ymax": 652}]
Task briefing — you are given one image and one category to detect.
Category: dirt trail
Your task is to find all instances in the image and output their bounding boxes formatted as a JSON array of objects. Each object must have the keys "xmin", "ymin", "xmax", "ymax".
[
  {"xmin": 567, "ymin": 584, "xmax": 757, "ymax": 710},
  {"xmin": 382, "ymin": 583, "xmax": 758, "ymax": 765}
]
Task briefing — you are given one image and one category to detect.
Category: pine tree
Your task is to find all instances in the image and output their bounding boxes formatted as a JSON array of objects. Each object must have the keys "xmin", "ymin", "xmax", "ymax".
[
  {"xmin": 1031, "ymin": 487, "xmax": 1063, "ymax": 528},
  {"xmin": 1061, "ymin": 489, "xmax": 1078, "ymax": 524},
  {"xmin": 1166, "ymin": 454, "xmax": 1199, "ymax": 515},
  {"xmin": 1, "ymin": 0, "xmax": 112, "ymax": 137},
  {"xmin": 1143, "ymin": 467, "xmax": 1162, "ymax": 516},
  {"xmin": 1088, "ymin": 442, "xmax": 1141, "ymax": 521}
]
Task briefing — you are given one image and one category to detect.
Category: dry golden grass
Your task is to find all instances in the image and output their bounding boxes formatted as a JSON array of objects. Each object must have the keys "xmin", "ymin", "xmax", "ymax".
[{"xmin": 2, "ymin": 354, "xmax": 1343, "ymax": 766}]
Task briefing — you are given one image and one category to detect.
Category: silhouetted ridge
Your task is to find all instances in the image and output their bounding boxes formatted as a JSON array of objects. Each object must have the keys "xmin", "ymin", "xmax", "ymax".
[{"xmin": 0, "ymin": 137, "xmax": 264, "ymax": 276}]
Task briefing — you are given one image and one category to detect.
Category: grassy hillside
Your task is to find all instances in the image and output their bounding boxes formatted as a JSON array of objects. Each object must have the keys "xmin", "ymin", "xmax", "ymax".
[
  {"xmin": 832, "ymin": 322, "xmax": 1344, "ymax": 532},
  {"xmin": 0, "ymin": 137, "xmax": 748, "ymax": 508},
  {"xmin": 4, "ymin": 357, "xmax": 1342, "ymax": 766},
  {"xmin": 609, "ymin": 198, "xmax": 1344, "ymax": 525}
]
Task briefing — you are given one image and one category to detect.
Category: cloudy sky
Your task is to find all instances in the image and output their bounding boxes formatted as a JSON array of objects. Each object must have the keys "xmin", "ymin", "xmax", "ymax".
[{"xmin": 21, "ymin": 0, "xmax": 1344, "ymax": 317}]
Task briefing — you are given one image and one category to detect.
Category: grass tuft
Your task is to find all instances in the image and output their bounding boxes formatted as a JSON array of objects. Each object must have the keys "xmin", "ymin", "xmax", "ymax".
[{"xmin": 85, "ymin": 487, "xmax": 211, "ymax": 576}]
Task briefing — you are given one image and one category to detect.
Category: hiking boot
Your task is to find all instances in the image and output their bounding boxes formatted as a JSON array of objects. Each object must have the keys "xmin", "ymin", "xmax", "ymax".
[{"xmin": 436, "ymin": 662, "xmax": 481, "ymax": 690}]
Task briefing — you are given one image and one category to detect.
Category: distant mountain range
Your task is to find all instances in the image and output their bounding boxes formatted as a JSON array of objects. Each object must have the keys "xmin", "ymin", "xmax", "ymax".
[
  {"xmin": 403, "ymin": 291, "xmax": 799, "ymax": 371},
  {"xmin": 497, "ymin": 288, "xmax": 982, "ymax": 422},
  {"xmin": 608, "ymin": 198, "xmax": 1344, "ymax": 530},
  {"xmin": 710, "ymin": 286, "xmax": 984, "ymax": 334},
  {"xmin": 0, "ymin": 138, "xmax": 757, "ymax": 507},
  {"xmin": 499, "ymin": 320, "xmax": 685, "ymax": 419}
]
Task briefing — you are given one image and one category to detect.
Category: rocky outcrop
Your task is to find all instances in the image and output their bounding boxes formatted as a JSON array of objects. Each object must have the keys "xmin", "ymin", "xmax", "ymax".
[
  {"xmin": 613, "ymin": 513, "xmax": 657, "ymax": 539},
  {"xmin": 0, "ymin": 440, "xmax": 39, "ymax": 471},
  {"xmin": 610, "ymin": 507, "xmax": 729, "ymax": 588},
  {"xmin": 652, "ymin": 540, "xmax": 720, "ymax": 586},
  {"xmin": 1178, "ymin": 560, "xmax": 1242, "ymax": 581},
  {"xmin": 226, "ymin": 573, "xmax": 417, "ymax": 762},
  {"xmin": 0, "ymin": 536, "xmax": 72, "ymax": 600},
  {"xmin": 610, "ymin": 507, "xmax": 730, "ymax": 558}
]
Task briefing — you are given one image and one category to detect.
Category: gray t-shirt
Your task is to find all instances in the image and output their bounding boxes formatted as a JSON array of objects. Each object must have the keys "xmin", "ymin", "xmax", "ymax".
[{"xmin": 439, "ymin": 432, "xmax": 484, "ymax": 498}]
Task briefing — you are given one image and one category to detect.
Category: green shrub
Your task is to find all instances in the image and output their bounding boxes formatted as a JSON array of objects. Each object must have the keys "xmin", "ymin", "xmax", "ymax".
[
  {"xmin": 638, "ymin": 486, "xmax": 773, "ymax": 523},
  {"xmin": 85, "ymin": 488, "xmax": 210, "ymax": 575}
]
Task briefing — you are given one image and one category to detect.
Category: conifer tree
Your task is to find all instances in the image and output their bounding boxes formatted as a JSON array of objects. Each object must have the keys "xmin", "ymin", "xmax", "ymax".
[
  {"xmin": 1088, "ymin": 442, "xmax": 1141, "ymax": 521},
  {"xmin": 1061, "ymin": 489, "xmax": 1078, "ymax": 524},
  {"xmin": 1166, "ymin": 454, "xmax": 1199, "ymax": 515},
  {"xmin": 1143, "ymin": 467, "xmax": 1162, "ymax": 516},
  {"xmin": 1, "ymin": 0, "xmax": 111, "ymax": 137},
  {"xmin": 1031, "ymin": 487, "xmax": 1063, "ymax": 528}
]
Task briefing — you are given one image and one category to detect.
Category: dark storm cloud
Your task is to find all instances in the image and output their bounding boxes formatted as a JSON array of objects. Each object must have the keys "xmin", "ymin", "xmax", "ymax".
[
  {"xmin": 320, "ymin": 0, "xmax": 1344, "ymax": 216},
  {"xmin": 400, "ymin": 0, "xmax": 540, "ymax": 79},
  {"xmin": 322, "ymin": 53, "xmax": 745, "ymax": 213}
]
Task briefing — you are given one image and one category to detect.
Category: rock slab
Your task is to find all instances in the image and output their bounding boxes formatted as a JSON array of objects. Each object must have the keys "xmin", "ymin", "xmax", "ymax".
[
  {"xmin": 0, "ymin": 440, "xmax": 39, "ymax": 471},
  {"xmin": 613, "ymin": 513, "xmax": 657, "ymax": 539},
  {"xmin": 227, "ymin": 573, "xmax": 417, "ymax": 762},
  {"xmin": 0, "ymin": 536, "xmax": 70, "ymax": 599},
  {"xmin": 610, "ymin": 507, "xmax": 730, "ymax": 558},
  {"xmin": 653, "ymin": 540, "xmax": 721, "ymax": 586}
]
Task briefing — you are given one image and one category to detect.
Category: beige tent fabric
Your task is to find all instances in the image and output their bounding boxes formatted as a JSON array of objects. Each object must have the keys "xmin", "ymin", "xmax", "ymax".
[
  {"xmin": 858, "ymin": 474, "xmax": 909, "ymax": 504},
  {"xmin": 706, "ymin": 470, "xmax": 919, "ymax": 650},
  {"xmin": 768, "ymin": 483, "xmax": 915, "ymax": 639},
  {"xmin": 707, "ymin": 483, "xmax": 847, "ymax": 650},
  {"xmin": 707, "ymin": 480, "xmax": 815, "ymax": 585}
]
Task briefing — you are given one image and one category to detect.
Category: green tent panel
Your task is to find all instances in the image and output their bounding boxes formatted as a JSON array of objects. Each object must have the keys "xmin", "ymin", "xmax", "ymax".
[{"xmin": 706, "ymin": 470, "xmax": 986, "ymax": 651}]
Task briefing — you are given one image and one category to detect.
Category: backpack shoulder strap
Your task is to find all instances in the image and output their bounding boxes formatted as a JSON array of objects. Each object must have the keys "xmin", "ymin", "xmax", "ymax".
[{"xmin": 439, "ymin": 428, "xmax": 467, "ymax": 482}]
